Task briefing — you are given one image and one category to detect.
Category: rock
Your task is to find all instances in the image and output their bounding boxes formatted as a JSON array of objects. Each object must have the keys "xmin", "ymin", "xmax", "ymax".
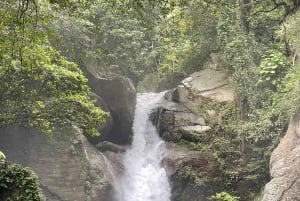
[
  {"xmin": 96, "ymin": 141, "xmax": 126, "ymax": 153},
  {"xmin": 180, "ymin": 125, "xmax": 211, "ymax": 142},
  {"xmin": 0, "ymin": 125, "xmax": 114, "ymax": 201},
  {"xmin": 151, "ymin": 68, "xmax": 234, "ymax": 142},
  {"xmin": 262, "ymin": 113, "xmax": 300, "ymax": 201},
  {"xmin": 162, "ymin": 142, "xmax": 221, "ymax": 201},
  {"xmin": 181, "ymin": 125, "xmax": 210, "ymax": 133},
  {"xmin": 102, "ymin": 151, "xmax": 124, "ymax": 181},
  {"xmin": 166, "ymin": 68, "xmax": 234, "ymax": 107},
  {"xmin": 148, "ymin": 68, "xmax": 235, "ymax": 200},
  {"xmin": 173, "ymin": 85, "xmax": 190, "ymax": 103},
  {"xmin": 81, "ymin": 57, "xmax": 136, "ymax": 145},
  {"xmin": 164, "ymin": 88, "xmax": 176, "ymax": 101},
  {"xmin": 181, "ymin": 69, "xmax": 234, "ymax": 103},
  {"xmin": 163, "ymin": 142, "xmax": 220, "ymax": 178},
  {"xmin": 85, "ymin": 93, "xmax": 114, "ymax": 144}
]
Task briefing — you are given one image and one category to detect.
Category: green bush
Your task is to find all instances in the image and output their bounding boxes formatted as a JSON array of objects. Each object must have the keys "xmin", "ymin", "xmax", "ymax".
[
  {"xmin": 0, "ymin": 162, "xmax": 45, "ymax": 201},
  {"xmin": 208, "ymin": 192, "xmax": 240, "ymax": 201}
]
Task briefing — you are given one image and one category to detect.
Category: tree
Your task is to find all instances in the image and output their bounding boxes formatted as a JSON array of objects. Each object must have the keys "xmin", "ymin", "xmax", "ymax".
[{"xmin": 0, "ymin": 0, "xmax": 107, "ymax": 136}]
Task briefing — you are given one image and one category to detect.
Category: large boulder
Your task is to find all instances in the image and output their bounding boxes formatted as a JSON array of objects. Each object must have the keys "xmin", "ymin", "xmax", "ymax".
[
  {"xmin": 262, "ymin": 113, "xmax": 300, "ymax": 201},
  {"xmin": 171, "ymin": 68, "xmax": 234, "ymax": 106},
  {"xmin": 87, "ymin": 93, "xmax": 114, "ymax": 143},
  {"xmin": 81, "ymin": 57, "xmax": 136, "ymax": 145},
  {"xmin": 150, "ymin": 67, "xmax": 234, "ymax": 143},
  {"xmin": 0, "ymin": 126, "xmax": 116, "ymax": 201},
  {"xmin": 162, "ymin": 142, "xmax": 222, "ymax": 201}
]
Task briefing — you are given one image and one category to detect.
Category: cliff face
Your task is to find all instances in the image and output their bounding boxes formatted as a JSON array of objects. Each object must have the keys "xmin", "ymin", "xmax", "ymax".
[
  {"xmin": 262, "ymin": 113, "xmax": 300, "ymax": 201},
  {"xmin": 0, "ymin": 126, "xmax": 115, "ymax": 201}
]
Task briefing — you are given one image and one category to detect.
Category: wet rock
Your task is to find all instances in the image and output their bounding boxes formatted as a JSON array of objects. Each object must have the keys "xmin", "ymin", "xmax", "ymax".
[{"xmin": 96, "ymin": 141, "xmax": 126, "ymax": 153}]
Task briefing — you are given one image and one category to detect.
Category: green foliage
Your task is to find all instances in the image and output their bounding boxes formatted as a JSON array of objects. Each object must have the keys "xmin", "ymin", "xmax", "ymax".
[
  {"xmin": 0, "ymin": 0, "xmax": 108, "ymax": 136},
  {"xmin": 208, "ymin": 192, "xmax": 240, "ymax": 201},
  {"xmin": 0, "ymin": 43, "xmax": 108, "ymax": 136},
  {"xmin": 0, "ymin": 163, "xmax": 45, "ymax": 201},
  {"xmin": 259, "ymin": 50, "xmax": 291, "ymax": 87},
  {"xmin": 177, "ymin": 166, "xmax": 203, "ymax": 186}
]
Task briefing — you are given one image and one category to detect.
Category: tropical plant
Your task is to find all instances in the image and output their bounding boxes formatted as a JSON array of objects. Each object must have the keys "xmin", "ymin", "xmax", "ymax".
[{"xmin": 0, "ymin": 0, "xmax": 107, "ymax": 136}]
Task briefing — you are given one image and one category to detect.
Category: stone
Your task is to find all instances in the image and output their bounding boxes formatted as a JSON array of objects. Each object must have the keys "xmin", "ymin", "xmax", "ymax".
[
  {"xmin": 181, "ymin": 125, "xmax": 211, "ymax": 133},
  {"xmin": 87, "ymin": 93, "xmax": 113, "ymax": 144},
  {"xmin": 162, "ymin": 142, "xmax": 221, "ymax": 201},
  {"xmin": 148, "ymin": 68, "xmax": 236, "ymax": 200},
  {"xmin": 262, "ymin": 113, "xmax": 300, "ymax": 201},
  {"xmin": 179, "ymin": 125, "xmax": 211, "ymax": 142},
  {"xmin": 170, "ymin": 85, "xmax": 190, "ymax": 103},
  {"xmin": 0, "ymin": 125, "xmax": 114, "ymax": 201},
  {"xmin": 96, "ymin": 141, "xmax": 126, "ymax": 153},
  {"xmin": 182, "ymin": 69, "xmax": 234, "ymax": 103},
  {"xmin": 81, "ymin": 57, "xmax": 136, "ymax": 144},
  {"xmin": 164, "ymin": 68, "xmax": 235, "ymax": 115},
  {"xmin": 164, "ymin": 88, "xmax": 176, "ymax": 101},
  {"xmin": 175, "ymin": 113, "xmax": 205, "ymax": 126}
]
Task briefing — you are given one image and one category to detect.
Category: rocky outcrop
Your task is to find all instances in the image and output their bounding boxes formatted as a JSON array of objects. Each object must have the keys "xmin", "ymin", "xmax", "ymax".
[
  {"xmin": 162, "ymin": 142, "xmax": 221, "ymax": 201},
  {"xmin": 81, "ymin": 57, "xmax": 136, "ymax": 145},
  {"xmin": 262, "ymin": 113, "xmax": 300, "ymax": 201},
  {"xmin": 149, "ymin": 66, "xmax": 235, "ymax": 201},
  {"xmin": 170, "ymin": 68, "xmax": 234, "ymax": 105},
  {"xmin": 150, "ymin": 67, "xmax": 234, "ymax": 143},
  {"xmin": 0, "ymin": 126, "xmax": 116, "ymax": 201}
]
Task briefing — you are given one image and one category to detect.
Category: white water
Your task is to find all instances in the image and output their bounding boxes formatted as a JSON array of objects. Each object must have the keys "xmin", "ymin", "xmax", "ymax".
[{"xmin": 116, "ymin": 92, "xmax": 171, "ymax": 201}]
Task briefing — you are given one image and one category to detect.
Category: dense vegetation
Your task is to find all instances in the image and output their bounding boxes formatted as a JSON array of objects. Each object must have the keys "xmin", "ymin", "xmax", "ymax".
[
  {"xmin": 0, "ymin": 162, "xmax": 45, "ymax": 201},
  {"xmin": 0, "ymin": 0, "xmax": 107, "ymax": 136},
  {"xmin": 1, "ymin": 0, "xmax": 300, "ymax": 200}
]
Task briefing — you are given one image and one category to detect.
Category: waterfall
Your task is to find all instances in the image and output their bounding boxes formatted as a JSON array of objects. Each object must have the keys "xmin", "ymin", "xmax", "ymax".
[{"xmin": 116, "ymin": 92, "xmax": 171, "ymax": 201}]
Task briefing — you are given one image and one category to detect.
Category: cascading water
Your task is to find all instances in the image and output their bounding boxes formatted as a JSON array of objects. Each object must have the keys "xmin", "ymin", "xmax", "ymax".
[{"xmin": 115, "ymin": 92, "xmax": 171, "ymax": 201}]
